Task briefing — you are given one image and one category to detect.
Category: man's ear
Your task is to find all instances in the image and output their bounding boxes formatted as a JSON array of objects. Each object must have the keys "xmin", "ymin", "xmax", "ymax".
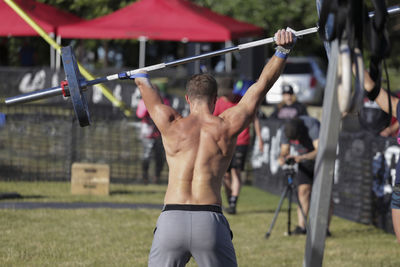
[{"xmin": 185, "ymin": 95, "xmax": 190, "ymax": 105}]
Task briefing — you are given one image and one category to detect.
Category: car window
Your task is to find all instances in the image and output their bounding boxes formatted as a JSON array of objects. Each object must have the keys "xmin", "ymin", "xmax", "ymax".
[{"xmin": 283, "ymin": 63, "xmax": 312, "ymax": 74}]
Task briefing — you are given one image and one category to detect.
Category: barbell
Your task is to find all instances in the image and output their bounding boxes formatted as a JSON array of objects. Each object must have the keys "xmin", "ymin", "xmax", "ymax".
[
  {"xmin": 5, "ymin": 5, "xmax": 400, "ymax": 127},
  {"xmin": 5, "ymin": 27, "xmax": 317, "ymax": 127}
]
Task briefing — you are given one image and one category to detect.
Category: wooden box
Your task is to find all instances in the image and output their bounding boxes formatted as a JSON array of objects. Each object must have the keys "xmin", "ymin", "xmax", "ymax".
[{"xmin": 71, "ymin": 163, "xmax": 110, "ymax": 195}]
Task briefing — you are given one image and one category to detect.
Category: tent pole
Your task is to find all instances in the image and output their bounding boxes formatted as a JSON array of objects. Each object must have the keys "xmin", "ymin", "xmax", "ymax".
[
  {"xmin": 139, "ymin": 36, "xmax": 147, "ymax": 68},
  {"xmin": 225, "ymin": 40, "xmax": 232, "ymax": 73},
  {"xmin": 49, "ymin": 33, "xmax": 55, "ymax": 69},
  {"xmin": 195, "ymin": 43, "xmax": 200, "ymax": 73},
  {"xmin": 56, "ymin": 35, "xmax": 61, "ymax": 70}
]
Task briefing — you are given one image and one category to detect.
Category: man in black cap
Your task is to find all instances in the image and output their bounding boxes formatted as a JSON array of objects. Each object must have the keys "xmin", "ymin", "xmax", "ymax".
[
  {"xmin": 278, "ymin": 116, "xmax": 320, "ymax": 235},
  {"xmin": 270, "ymin": 84, "xmax": 308, "ymax": 119}
]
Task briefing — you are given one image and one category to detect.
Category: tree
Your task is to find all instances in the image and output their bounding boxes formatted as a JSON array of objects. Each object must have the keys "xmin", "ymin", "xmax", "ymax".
[{"xmin": 195, "ymin": 0, "xmax": 325, "ymax": 58}]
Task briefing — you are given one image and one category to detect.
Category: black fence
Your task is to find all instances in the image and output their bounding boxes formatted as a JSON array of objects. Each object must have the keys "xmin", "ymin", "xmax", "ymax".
[
  {"xmin": 251, "ymin": 117, "xmax": 398, "ymax": 234},
  {"xmin": 0, "ymin": 104, "xmax": 149, "ymax": 182},
  {"xmin": 0, "ymin": 66, "xmax": 190, "ymax": 183}
]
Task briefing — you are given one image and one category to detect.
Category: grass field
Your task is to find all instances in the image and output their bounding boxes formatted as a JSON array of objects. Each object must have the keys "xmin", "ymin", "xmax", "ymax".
[{"xmin": 0, "ymin": 182, "xmax": 399, "ymax": 266}]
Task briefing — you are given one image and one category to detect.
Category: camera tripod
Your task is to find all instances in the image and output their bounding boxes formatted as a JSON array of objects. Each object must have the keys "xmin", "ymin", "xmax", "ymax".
[{"xmin": 265, "ymin": 164, "xmax": 309, "ymax": 238}]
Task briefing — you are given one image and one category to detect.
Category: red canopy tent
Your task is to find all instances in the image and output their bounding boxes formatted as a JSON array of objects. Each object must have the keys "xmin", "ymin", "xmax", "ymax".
[
  {"xmin": 0, "ymin": 0, "xmax": 83, "ymax": 36},
  {"xmin": 58, "ymin": 0, "xmax": 263, "ymax": 70},
  {"xmin": 58, "ymin": 0, "xmax": 263, "ymax": 42}
]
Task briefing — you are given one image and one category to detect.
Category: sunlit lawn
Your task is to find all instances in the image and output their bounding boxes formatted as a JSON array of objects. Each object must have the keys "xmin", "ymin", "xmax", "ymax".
[{"xmin": 0, "ymin": 182, "xmax": 399, "ymax": 266}]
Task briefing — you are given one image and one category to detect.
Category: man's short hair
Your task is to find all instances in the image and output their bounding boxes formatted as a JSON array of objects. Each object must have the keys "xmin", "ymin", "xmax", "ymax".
[
  {"xmin": 186, "ymin": 74, "xmax": 218, "ymax": 102},
  {"xmin": 284, "ymin": 118, "xmax": 304, "ymax": 140}
]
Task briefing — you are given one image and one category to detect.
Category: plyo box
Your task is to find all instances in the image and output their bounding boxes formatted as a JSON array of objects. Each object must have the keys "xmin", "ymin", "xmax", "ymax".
[{"xmin": 71, "ymin": 163, "xmax": 110, "ymax": 195}]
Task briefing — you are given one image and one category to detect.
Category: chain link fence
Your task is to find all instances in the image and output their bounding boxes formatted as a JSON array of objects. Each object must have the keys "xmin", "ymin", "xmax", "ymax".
[{"xmin": 0, "ymin": 103, "xmax": 165, "ymax": 183}]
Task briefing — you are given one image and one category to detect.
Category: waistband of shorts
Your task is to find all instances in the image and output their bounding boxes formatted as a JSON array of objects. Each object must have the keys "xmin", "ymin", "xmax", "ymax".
[{"xmin": 162, "ymin": 204, "xmax": 222, "ymax": 214}]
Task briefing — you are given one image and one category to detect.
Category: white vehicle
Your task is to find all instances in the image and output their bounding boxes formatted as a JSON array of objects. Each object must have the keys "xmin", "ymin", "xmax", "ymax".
[{"xmin": 266, "ymin": 57, "xmax": 327, "ymax": 106}]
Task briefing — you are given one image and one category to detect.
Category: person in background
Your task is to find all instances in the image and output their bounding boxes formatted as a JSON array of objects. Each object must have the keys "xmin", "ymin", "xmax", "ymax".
[
  {"xmin": 380, "ymin": 119, "xmax": 399, "ymax": 137},
  {"xmin": 380, "ymin": 93, "xmax": 400, "ymax": 138},
  {"xmin": 278, "ymin": 116, "xmax": 320, "ymax": 235},
  {"xmin": 213, "ymin": 77, "xmax": 263, "ymax": 214},
  {"xmin": 0, "ymin": 113, "xmax": 5, "ymax": 128},
  {"xmin": 136, "ymin": 83, "xmax": 170, "ymax": 184},
  {"xmin": 359, "ymin": 92, "xmax": 400, "ymax": 138},
  {"xmin": 270, "ymin": 84, "xmax": 308, "ymax": 119},
  {"xmin": 362, "ymin": 70, "xmax": 400, "ymax": 243}
]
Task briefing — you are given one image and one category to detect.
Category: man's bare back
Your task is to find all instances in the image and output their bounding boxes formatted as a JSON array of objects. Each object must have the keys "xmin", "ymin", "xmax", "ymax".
[
  {"xmin": 161, "ymin": 110, "xmax": 238, "ymax": 205},
  {"xmin": 135, "ymin": 29, "xmax": 295, "ymax": 207}
]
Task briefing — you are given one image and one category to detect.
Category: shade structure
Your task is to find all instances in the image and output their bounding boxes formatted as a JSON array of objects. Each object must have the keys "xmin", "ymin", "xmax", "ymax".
[
  {"xmin": 58, "ymin": 0, "xmax": 263, "ymax": 41},
  {"xmin": 0, "ymin": 0, "xmax": 83, "ymax": 36}
]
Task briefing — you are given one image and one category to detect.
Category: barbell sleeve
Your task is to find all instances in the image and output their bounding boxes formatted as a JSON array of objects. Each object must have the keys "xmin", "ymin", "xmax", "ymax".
[{"xmin": 5, "ymin": 86, "xmax": 63, "ymax": 105}]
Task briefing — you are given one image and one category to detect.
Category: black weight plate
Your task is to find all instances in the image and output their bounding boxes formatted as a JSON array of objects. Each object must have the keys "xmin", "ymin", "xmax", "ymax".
[{"xmin": 61, "ymin": 46, "xmax": 90, "ymax": 127}]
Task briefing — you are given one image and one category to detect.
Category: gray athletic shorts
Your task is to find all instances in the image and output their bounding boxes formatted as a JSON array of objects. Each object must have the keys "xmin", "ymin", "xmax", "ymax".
[{"xmin": 148, "ymin": 204, "xmax": 237, "ymax": 267}]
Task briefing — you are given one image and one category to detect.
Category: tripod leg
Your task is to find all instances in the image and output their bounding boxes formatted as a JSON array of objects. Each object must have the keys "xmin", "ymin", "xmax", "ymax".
[
  {"xmin": 288, "ymin": 186, "xmax": 292, "ymax": 235},
  {"xmin": 265, "ymin": 186, "xmax": 289, "ymax": 239}
]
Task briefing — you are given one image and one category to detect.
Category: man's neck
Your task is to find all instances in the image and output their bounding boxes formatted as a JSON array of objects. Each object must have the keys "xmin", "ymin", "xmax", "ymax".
[{"xmin": 190, "ymin": 102, "xmax": 212, "ymax": 115}]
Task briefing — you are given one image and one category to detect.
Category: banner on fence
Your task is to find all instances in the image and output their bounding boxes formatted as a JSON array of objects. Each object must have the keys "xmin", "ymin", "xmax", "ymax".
[
  {"xmin": 0, "ymin": 66, "xmax": 189, "ymax": 114},
  {"xmin": 251, "ymin": 117, "xmax": 399, "ymax": 233}
]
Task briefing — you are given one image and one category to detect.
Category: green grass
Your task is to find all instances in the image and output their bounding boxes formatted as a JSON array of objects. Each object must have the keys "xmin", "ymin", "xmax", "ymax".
[
  {"xmin": 0, "ymin": 182, "xmax": 399, "ymax": 266},
  {"xmin": 0, "ymin": 182, "xmax": 166, "ymax": 204}
]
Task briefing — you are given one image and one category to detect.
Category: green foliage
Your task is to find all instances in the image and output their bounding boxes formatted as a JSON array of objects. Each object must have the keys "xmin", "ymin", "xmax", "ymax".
[
  {"xmin": 196, "ymin": 0, "xmax": 318, "ymax": 33},
  {"xmin": 195, "ymin": 0, "xmax": 323, "ymax": 57},
  {"xmin": 37, "ymin": 0, "xmax": 132, "ymax": 19}
]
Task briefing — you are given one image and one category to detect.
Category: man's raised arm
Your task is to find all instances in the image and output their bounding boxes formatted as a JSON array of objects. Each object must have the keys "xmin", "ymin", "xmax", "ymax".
[
  {"xmin": 239, "ymin": 29, "xmax": 296, "ymax": 118},
  {"xmin": 135, "ymin": 74, "xmax": 181, "ymax": 133},
  {"xmin": 363, "ymin": 70, "xmax": 399, "ymax": 117},
  {"xmin": 221, "ymin": 29, "xmax": 296, "ymax": 135}
]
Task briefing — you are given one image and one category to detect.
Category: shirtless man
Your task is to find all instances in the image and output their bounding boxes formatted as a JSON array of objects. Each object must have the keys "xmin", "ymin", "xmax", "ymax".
[{"xmin": 134, "ymin": 29, "xmax": 296, "ymax": 267}]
